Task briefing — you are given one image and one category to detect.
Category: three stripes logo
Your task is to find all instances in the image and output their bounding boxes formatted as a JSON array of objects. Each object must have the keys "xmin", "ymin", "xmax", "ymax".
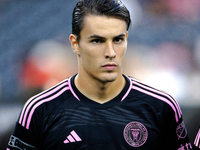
[{"xmin": 64, "ymin": 130, "xmax": 82, "ymax": 144}]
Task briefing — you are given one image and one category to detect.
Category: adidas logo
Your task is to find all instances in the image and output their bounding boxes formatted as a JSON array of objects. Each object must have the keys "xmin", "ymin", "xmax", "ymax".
[{"xmin": 64, "ymin": 130, "xmax": 82, "ymax": 144}]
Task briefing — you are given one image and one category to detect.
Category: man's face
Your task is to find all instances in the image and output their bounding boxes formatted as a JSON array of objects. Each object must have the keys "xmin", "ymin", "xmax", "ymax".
[{"xmin": 71, "ymin": 15, "xmax": 128, "ymax": 83}]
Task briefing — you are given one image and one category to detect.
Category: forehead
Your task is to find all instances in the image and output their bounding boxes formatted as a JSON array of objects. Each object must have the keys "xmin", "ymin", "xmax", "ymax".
[{"xmin": 81, "ymin": 15, "xmax": 127, "ymax": 37}]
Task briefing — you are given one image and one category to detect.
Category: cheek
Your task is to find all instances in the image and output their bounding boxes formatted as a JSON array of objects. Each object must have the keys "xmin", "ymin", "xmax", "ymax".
[
  {"xmin": 117, "ymin": 47, "xmax": 127, "ymax": 60},
  {"xmin": 80, "ymin": 51, "xmax": 100, "ymax": 69},
  {"xmin": 117, "ymin": 49, "xmax": 127, "ymax": 67}
]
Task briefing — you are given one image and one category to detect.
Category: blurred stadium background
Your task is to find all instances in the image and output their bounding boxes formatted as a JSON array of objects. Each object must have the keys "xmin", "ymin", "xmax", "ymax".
[{"xmin": 0, "ymin": 0, "xmax": 200, "ymax": 149}]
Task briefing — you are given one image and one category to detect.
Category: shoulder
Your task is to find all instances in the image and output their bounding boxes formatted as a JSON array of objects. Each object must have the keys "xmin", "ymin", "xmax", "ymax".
[
  {"xmin": 18, "ymin": 78, "xmax": 71, "ymax": 130},
  {"xmin": 194, "ymin": 127, "xmax": 200, "ymax": 149},
  {"xmin": 127, "ymin": 76, "xmax": 182, "ymax": 122}
]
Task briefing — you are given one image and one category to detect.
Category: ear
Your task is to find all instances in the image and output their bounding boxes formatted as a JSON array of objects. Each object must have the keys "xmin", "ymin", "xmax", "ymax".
[
  {"xmin": 126, "ymin": 31, "xmax": 128, "ymax": 39},
  {"xmin": 69, "ymin": 34, "xmax": 80, "ymax": 55}
]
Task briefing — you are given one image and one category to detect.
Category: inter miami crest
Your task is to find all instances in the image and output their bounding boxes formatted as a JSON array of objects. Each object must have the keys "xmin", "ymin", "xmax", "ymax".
[{"xmin": 123, "ymin": 121, "xmax": 148, "ymax": 147}]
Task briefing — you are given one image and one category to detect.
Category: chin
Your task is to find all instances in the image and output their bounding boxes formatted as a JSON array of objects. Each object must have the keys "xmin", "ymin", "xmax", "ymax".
[{"xmin": 100, "ymin": 72, "xmax": 119, "ymax": 83}]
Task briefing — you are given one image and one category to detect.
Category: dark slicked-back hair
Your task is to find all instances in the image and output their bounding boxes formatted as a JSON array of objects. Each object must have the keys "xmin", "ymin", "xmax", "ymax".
[{"xmin": 72, "ymin": 0, "xmax": 131, "ymax": 42}]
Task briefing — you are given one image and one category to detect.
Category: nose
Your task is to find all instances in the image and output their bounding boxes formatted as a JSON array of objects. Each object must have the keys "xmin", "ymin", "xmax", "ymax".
[{"xmin": 105, "ymin": 42, "xmax": 116, "ymax": 59}]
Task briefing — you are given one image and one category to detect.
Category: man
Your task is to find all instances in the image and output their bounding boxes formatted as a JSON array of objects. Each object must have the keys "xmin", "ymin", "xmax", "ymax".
[{"xmin": 7, "ymin": 0, "xmax": 192, "ymax": 149}]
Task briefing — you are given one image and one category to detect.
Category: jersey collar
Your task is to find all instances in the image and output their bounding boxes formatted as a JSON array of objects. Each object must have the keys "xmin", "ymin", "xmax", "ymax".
[{"xmin": 69, "ymin": 74, "xmax": 131, "ymax": 109}]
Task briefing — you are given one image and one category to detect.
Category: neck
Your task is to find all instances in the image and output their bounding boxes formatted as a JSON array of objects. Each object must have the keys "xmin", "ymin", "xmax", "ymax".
[{"xmin": 74, "ymin": 73, "xmax": 126, "ymax": 104}]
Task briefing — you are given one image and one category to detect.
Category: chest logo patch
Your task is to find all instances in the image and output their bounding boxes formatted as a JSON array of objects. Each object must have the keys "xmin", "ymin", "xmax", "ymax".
[{"xmin": 123, "ymin": 121, "xmax": 148, "ymax": 147}]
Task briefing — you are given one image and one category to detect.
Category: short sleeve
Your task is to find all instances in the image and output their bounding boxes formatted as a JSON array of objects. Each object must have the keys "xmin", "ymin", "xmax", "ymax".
[
  {"xmin": 7, "ymin": 122, "xmax": 37, "ymax": 150},
  {"xmin": 160, "ymin": 102, "xmax": 192, "ymax": 150},
  {"xmin": 194, "ymin": 127, "xmax": 200, "ymax": 149}
]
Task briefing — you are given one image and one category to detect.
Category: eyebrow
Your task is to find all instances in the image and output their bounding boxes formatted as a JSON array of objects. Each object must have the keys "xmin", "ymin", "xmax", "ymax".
[{"xmin": 88, "ymin": 33, "xmax": 126, "ymax": 39}]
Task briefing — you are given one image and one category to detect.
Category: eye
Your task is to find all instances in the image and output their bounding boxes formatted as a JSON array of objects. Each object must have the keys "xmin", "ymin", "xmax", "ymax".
[
  {"xmin": 114, "ymin": 37, "xmax": 123, "ymax": 43},
  {"xmin": 91, "ymin": 39, "xmax": 104, "ymax": 44}
]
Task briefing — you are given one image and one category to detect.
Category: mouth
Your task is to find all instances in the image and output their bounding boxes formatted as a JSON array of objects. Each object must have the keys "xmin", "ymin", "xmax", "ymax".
[{"xmin": 102, "ymin": 63, "xmax": 118, "ymax": 71}]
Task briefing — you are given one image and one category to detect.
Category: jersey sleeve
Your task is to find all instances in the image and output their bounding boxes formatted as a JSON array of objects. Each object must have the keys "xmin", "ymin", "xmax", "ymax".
[
  {"xmin": 193, "ymin": 127, "xmax": 200, "ymax": 150},
  {"xmin": 160, "ymin": 101, "xmax": 192, "ymax": 150},
  {"xmin": 7, "ymin": 122, "xmax": 37, "ymax": 150},
  {"xmin": 7, "ymin": 102, "xmax": 42, "ymax": 150}
]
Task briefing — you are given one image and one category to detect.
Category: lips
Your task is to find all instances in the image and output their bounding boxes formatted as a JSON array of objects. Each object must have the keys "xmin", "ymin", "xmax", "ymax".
[{"xmin": 102, "ymin": 63, "xmax": 117, "ymax": 71}]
